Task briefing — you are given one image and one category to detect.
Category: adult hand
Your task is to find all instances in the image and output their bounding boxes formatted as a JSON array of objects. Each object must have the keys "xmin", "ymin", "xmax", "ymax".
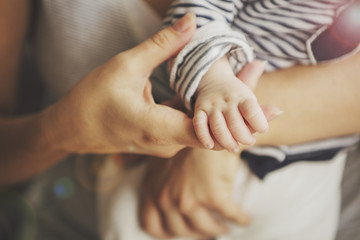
[
  {"xmin": 42, "ymin": 13, "xmax": 202, "ymax": 158},
  {"xmin": 140, "ymin": 148, "xmax": 247, "ymax": 239},
  {"xmin": 139, "ymin": 61, "xmax": 283, "ymax": 239}
]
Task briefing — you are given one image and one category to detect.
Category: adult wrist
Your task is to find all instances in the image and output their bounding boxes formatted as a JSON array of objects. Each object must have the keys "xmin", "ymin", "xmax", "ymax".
[{"xmin": 38, "ymin": 104, "xmax": 74, "ymax": 155}]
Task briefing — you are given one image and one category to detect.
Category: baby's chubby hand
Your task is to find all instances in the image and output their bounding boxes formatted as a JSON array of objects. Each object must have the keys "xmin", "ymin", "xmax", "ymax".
[{"xmin": 193, "ymin": 57, "xmax": 268, "ymax": 152}]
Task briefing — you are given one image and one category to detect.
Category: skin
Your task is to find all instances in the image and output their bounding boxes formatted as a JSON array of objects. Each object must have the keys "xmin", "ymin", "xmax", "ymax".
[
  {"xmin": 138, "ymin": 2, "xmax": 360, "ymax": 238},
  {"xmin": 194, "ymin": 56, "xmax": 268, "ymax": 152},
  {"xmin": 139, "ymin": 61, "xmax": 270, "ymax": 239},
  {"xmin": 0, "ymin": 0, "xmax": 28, "ymax": 116},
  {"xmin": 140, "ymin": 148, "xmax": 245, "ymax": 239},
  {"xmin": 0, "ymin": 0, "xmax": 279, "ymax": 186},
  {"xmin": 2, "ymin": 0, "xmax": 359, "ymax": 238},
  {"xmin": 0, "ymin": 5, "xmax": 205, "ymax": 186},
  {"xmin": 140, "ymin": 46, "xmax": 360, "ymax": 239},
  {"xmin": 0, "ymin": 1, "xmax": 278, "ymax": 186}
]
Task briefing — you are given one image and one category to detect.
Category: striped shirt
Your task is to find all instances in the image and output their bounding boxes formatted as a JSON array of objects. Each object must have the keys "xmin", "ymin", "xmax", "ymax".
[{"xmin": 164, "ymin": 0, "xmax": 360, "ymax": 178}]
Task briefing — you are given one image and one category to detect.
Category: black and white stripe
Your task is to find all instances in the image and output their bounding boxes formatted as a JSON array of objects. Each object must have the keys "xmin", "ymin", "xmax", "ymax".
[
  {"xmin": 165, "ymin": 0, "xmax": 358, "ymax": 178},
  {"xmin": 166, "ymin": 0, "xmax": 352, "ymax": 105},
  {"xmin": 168, "ymin": 21, "xmax": 254, "ymax": 109}
]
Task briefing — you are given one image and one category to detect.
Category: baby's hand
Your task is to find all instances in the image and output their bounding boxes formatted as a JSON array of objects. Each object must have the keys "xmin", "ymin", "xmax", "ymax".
[{"xmin": 193, "ymin": 58, "xmax": 268, "ymax": 152}]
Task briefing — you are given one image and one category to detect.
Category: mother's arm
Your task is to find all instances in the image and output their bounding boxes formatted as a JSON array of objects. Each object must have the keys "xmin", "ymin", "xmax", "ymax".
[
  {"xmin": 145, "ymin": 0, "xmax": 360, "ymax": 145},
  {"xmin": 139, "ymin": 51, "xmax": 360, "ymax": 239},
  {"xmin": 256, "ymin": 52, "xmax": 360, "ymax": 145},
  {"xmin": 0, "ymin": 11, "xmax": 201, "ymax": 186}
]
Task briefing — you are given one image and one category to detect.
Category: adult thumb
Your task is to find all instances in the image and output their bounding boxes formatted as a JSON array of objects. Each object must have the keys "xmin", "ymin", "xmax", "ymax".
[
  {"xmin": 236, "ymin": 60, "xmax": 267, "ymax": 91},
  {"xmin": 129, "ymin": 13, "xmax": 196, "ymax": 74}
]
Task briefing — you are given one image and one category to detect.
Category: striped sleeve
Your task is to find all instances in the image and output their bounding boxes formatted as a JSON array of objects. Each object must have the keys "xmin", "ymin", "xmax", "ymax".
[{"xmin": 164, "ymin": 0, "xmax": 254, "ymax": 110}]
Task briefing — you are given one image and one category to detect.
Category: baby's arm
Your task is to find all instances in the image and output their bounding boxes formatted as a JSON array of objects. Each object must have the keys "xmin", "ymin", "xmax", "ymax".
[
  {"xmin": 194, "ymin": 56, "xmax": 268, "ymax": 152},
  {"xmin": 164, "ymin": 0, "xmax": 266, "ymax": 152}
]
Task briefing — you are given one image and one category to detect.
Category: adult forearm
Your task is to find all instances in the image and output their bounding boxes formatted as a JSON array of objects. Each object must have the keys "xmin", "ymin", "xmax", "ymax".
[
  {"xmin": 255, "ymin": 52, "xmax": 360, "ymax": 146},
  {"xmin": 0, "ymin": 16, "xmax": 202, "ymax": 186},
  {"xmin": 0, "ymin": 111, "xmax": 68, "ymax": 186}
]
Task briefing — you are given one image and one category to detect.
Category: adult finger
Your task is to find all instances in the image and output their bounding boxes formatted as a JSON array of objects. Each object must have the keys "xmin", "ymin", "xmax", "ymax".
[
  {"xmin": 129, "ymin": 13, "xmax": 196, "ymax": 74},
  {"xmin": 162, "ymin": 208, "xmax": 205, "ymax": 238},
  {"xmin": 146, "ymin": 103, "xmax": 203, "ymax": 149},
  {"xmin": 209, "ymin": 197, "xmax": 251, "ymax": 226},
  {"xmin": 236, "ymin": 60, "xmax": 267, "ymax": 91},
  {"xmin": 140, "ymin": 197, "xmax": 171, "ymax": 239},
  {"xmin": 261, "ymin": 104, "xmax": 284, "ymax": 122},
  {"xmin": 184, "ymin": 206, "xmax": 229, "ymax": 236}
]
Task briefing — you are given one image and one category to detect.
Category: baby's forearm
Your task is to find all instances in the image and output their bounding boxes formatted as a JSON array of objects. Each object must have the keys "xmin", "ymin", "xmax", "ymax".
[{"xmin": 198, "ymin": 56, "xmax": 236, "ymax": 90}]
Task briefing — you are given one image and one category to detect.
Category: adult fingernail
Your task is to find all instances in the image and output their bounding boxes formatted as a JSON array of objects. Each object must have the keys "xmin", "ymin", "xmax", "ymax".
[
  {"xmin": 268, "ymin": 109, "xmax": 284, "ymax": 122},
  {"xmin": 173, "ymin": 12, "xmax": 196, "ymax": 32},
  {"xmin": 231, "ymin": 147, "xmax": 240, "ymax": 153},
  {"xmin": 260, "ymin": 60, "xmax": 268, "ymax": 68},
  {"xmin": 249, "ymin": 138, "xmax": 256, "ymax": 146},
  {"xmin": 206, "ymin": 143, "xmax": 214, "ymax": 149}
]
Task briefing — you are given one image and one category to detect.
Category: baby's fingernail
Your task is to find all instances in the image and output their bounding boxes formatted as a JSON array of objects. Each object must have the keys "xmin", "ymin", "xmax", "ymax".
[
  {"xmin": 206, "ymin": 143, "xmax": 214, "ymax": 149},
  {"xmin": 231, "ymin": 147, "xmax": 240, "ymax": 153},
  {"xmin": 173, "ymin": 12, "xmax": 196, "ymax": 32}
]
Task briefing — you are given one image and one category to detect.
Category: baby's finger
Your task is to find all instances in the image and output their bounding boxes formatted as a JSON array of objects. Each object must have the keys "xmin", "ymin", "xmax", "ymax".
[
  {"xmin": 193, "ymin": 110, "xmax": 214, "ymax": 149},
  {"xmin": 245, "ymin": 104, "xmax": 283, "ymax": 134},
  {"xmin": 209, "ymin": 111, "xmax": 240, "ymax": 152},
  {"xmin": 239, "ymin": 99, "xmax": 268, "ymax": 134},
  {"xmin": 224, "ymin": 106, "xmax": 255, "ymax": 145}
]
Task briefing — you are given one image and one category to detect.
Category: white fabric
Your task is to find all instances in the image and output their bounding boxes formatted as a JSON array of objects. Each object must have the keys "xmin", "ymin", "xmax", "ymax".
[
  {"xmin": 30, "ymin": 0, "xmax": 162, "ymax": 238},
  {"xmin": 98, "ymin": 152, "xmax": 346, "ymax": 240},
  {"xmin": 22, "ymin": 0, "xmax": 355, "ymax": 239},
  {"xmin": 36, "ymin": 0, "xmax": 162, "ymax": 106}
]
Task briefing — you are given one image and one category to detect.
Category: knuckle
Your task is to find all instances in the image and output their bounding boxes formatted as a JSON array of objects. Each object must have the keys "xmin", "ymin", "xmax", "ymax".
[
  {"xmin": 240, "ymin": 99, "xmax": 261, "ymax": 119},
  {"xmin": 211, "ymin": 122, "xmax": 224, "ymax": 136},
  {"xmin": 141, "ymin": 131, "xmax": 179, "ymax": 157},
  {"xmin": 178, "ymin": 195, "xmax": 195, "ymax": 214},
  {"xmin": 197, "ymin": 133, "xmax": 210, "ymax": 145},
  {"xmin": 142, "ymin": 131, "xmax": 163, "ymax": 145},
  {"xmin": 158, "ymin": 188, "xmax": 172, "ymax": 210},
  {"xmin": 150, "ymin": 31, "xmax": 171, "ymax": 51},
  {"xmin": 223, "ymin": 95, "xmax": 239, "ymax": 103},
  {"xmin": 210, "ymin": 196, "xmax": 224, "ymax": 209},
  {"xmin": 113, "ymin": 52, "xmax": 135, "ymax": 72},
  {"xmin": 226, "ymin": 114, "xmax": 240, "ymax": 127},
  {"xmin": 193, "ymin": 117, "xmax": 203, "ymax": 128}
]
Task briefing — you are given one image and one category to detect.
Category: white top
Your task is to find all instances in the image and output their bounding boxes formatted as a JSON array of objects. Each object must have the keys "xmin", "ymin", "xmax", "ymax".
[
  {"xmin": 21, "ymin": 1, "xmax": 162, "ymax": 239},
  {"xmin": 35, "ymin": 0, "xmax": 162, "ymax": 105}
]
